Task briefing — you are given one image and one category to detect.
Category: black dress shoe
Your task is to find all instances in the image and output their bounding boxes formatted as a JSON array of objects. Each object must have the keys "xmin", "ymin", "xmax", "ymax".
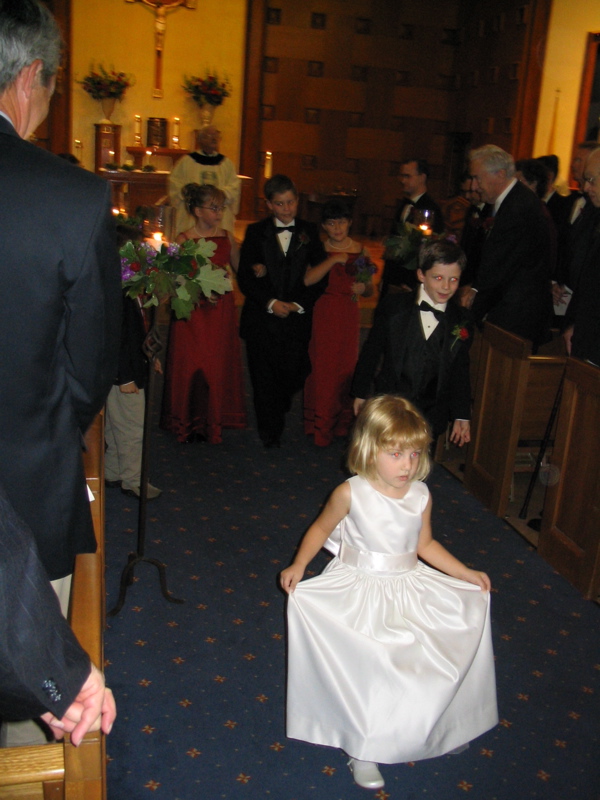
[{"xmin": 105, "ymin": 479, "xmax": 122, "ymax": 489}]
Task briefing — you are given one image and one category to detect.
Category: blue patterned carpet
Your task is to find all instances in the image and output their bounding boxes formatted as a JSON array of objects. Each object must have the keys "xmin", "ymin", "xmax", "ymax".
[{"xmin": 104, "ymin": 401, "xmax": 599, "ymax": 800}]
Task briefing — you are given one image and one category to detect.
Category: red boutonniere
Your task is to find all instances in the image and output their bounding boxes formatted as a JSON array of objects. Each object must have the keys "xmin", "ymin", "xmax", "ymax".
[
  {"xmin": 296, "ymin": 231, "xmax": 310, "ymax": 250},
  {"xmin": 451, "ymin": 323, "xmax": 469, "ymax": 350},
  {"xmin": 482, "ymin": 216, "xmax": 495, "ymax": 234}
]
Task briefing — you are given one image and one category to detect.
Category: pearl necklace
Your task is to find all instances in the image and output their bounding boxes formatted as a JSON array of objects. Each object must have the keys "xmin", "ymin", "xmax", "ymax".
[
  {"xmin": 194, "ymin": 225, "xmax": 218, "ymax": 238},
  {"xmin": 327, "ymin": 237, "xmax": 353, "ymax": 251}
]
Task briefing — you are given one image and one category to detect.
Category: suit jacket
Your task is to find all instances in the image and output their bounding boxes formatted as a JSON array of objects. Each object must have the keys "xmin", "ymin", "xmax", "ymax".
[
  {"xmin": 382, "ymin": 192, "xmax": 445, "ymax": 292},
  {"xmin": 0, "ymin": 116, "xmax": 121, "ymax": 580},
  {"xmin": 0, "ymin": 482, "xmax": 90, "ymax": 721},
  {"xmin": 460, "ymin": 202, "xmax": 493, "ymax": 287},
  {"xmin": 116, "ymin": 295, "xmax": 148, "ymax": 389},
  {"xmin": 351, "ymin": 292, "xmax": 472, "ymax": 435},
  {"xmin": 545, "ymin": 191, "xmax": 571, "ymax": 233},
  {"xmin": 472, "ymin": 180, "xmax": 553, "ymax": 347},
  {"xmin": 566, "ymin": 226, "xmax": 600, "ymax": 366},
  {"xmin": 237, "ymin": 216, "xmax": 327, "ymax": 343}
]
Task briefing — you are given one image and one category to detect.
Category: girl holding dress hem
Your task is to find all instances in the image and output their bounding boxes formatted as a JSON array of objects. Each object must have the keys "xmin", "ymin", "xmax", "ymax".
[{"xmin": 281, "ymin": 395, "xmax": 498, "ymax": 791}]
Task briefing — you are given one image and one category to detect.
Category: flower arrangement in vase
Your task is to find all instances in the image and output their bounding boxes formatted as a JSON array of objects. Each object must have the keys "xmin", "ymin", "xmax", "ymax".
[
  {"xmin": 79, "ymin": 65, "xmax": 134, "ymax": 122},
  {"xmin": 182, "ymin": 71, "xmax": 231, "ymax": 126}
]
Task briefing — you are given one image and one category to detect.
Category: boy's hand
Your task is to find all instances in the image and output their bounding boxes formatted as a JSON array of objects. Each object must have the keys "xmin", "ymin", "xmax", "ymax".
[{"xmin": 252, "ymin": 263, "xmax": 267, "ymax": 278}]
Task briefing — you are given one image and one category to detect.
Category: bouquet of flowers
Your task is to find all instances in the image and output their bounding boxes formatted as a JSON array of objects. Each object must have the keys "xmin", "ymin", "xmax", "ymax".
[
  {"xmin": 79, "ymin": 65, "xmax": 133, "ymax": 100},
  {"xmin": 346, "ymin": 251, "xmax": 377, "ymax": 301},
  {"xmin": 120, "ymin": 238, "xmax": 232, "ymax": 320},
  {"xmin": 183, "ymin": 72, "xmax": 231, "ymax": 107}
]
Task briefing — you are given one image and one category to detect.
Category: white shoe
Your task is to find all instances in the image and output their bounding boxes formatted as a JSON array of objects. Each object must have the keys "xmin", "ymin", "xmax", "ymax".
[{"xmin": 347, "ymin": 758, "xmax": 385, "ymax": 790}]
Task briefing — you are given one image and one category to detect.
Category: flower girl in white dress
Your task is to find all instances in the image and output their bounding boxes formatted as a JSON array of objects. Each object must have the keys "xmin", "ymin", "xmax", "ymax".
[{"xmin": 280, "ymin": 395, "xmax": 498, "ymax": 791}]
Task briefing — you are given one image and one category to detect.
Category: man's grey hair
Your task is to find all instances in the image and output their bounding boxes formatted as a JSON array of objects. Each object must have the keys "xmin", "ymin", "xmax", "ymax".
[
  {"xmin": 0, "ymin": 0, "xmax": 62, "ymax": 94},
  {"xmin": 470, "ymin": 145, "xmax": 515, "ymax": 179}
]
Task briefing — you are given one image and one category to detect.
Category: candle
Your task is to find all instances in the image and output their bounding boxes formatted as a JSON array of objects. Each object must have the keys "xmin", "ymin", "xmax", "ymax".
[
  {"xmin": 147, "ymin": 232, "xmax": 163, "ymax": 251},
  {"xmin": 264, "ymin": 150, "xmax": 273, "ymax": 179},
  {"xmin": 134, "ymin": 114, "xmax": 142, "ymax": 145},
  {"xmin": 172, "ymin": 116, "xmax": 180, "ymax": 148},
  {"xmin": 145, "ymin": 148, "xmax": 152, "ymax": 167}
]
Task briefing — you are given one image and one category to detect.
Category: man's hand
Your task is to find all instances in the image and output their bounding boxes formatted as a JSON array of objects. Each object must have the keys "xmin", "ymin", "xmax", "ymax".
[
  {"xmin": 40, "ymin": 664, "xmax": 116, "ymax": 747},
  {"xmin": 459, "ymin": 287, "xmax": 476, "ymax": 309},
  {"xmin": 353, "ymin": 397, "xmax": 366, "ymax": 416},
  {"xmin": 552, "ymin": 282, "xmax": 567, "ymax": 305},
  {"xmin": 119, "ymin": 381, "xmax": 139, "ymax": 394},
  {"xmin": 563, "ymin": 325, "xmax": 574, "ymax": 355},
  {"xmin": 252, "ymin": 263, "xmax": 267, "ymax": 278},
  {"xmin": 450, "ymin": 419, "xmax": 471, "ymax": 447}
]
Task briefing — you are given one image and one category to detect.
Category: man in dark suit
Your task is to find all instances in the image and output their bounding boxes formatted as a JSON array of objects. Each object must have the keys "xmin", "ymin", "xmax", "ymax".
[
  {"xmin": 0, "ymin": 0, "xmax": 121, "ymax": 585},
  {"xmin": 537, "ymin": 155, "xmax": 571, "ymax": 232},
  {"xmin": 0, "ymin": 3, "xmax": 120, "ymax": 606},
  {"xmin": 464, "ymin": 145, "xmax": 553, "ymax": 349},
  {"xmin": 237, "ymin": 174, "xmax": 332, "ymax": 447},
  {"xmin": 0, "ymin": 0, "xmax": 120, "ymax": 744},
  {"xmin": 0, "ymin": 482, "xmax": 116, "ymax": 745},
  {"xmin": 380, "ymin": 158, "xmax": 445, "ymax": 297},
  {"xmin": 352, "ymin": 239, "xmax": 472, "ymax": 445},
  {"xmin": 564, "ymin": 147, "xmax": 600, "ymax": 367}
]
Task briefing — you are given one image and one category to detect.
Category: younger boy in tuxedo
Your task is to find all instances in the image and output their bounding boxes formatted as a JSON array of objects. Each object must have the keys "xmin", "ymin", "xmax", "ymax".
[
  {"xmin": 351, "ymin": 239, "xmax": 472, "ymax": 445},
  {"xmin": 237, "ymin": 175, "xmax": 340, "ymax": 446}
]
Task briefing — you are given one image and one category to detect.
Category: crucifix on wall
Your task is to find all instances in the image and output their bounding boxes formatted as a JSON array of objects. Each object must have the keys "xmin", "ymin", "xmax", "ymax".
[{"xmin": 126, "ymin": 0, "xmax": 196, "ymax": 98}]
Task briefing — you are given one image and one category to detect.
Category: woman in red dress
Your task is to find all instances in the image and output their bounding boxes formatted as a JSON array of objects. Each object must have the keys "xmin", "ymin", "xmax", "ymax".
[
  {"xmin": 161, "ymin": 184, "xmax": 246, "ymax": 442},
  {"xmin": 303, "ymin": 201, "xmax": 375, "ymax": 446}
]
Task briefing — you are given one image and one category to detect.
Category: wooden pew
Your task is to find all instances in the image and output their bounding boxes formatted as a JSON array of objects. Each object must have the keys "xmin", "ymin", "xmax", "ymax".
[
  {"xmin": 0, "ymin": 414, "xmax": 107, "ymax": 800},
  {"xmin": 464, "ymin": 323, "xmax": 566, "ymax": 518},
  {"xmin": 538, "ymin": 358, "xmax": 600, "ymax": 599}
]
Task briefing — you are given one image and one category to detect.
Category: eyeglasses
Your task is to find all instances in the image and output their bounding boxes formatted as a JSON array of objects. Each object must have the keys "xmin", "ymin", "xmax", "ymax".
[
  {"xmin": 583, "ymin": 173, "xmax": 600, "ymax": 186},
  {"xmin": 201, "ymin": 205, "xmax": 226, "ymax": 212}
]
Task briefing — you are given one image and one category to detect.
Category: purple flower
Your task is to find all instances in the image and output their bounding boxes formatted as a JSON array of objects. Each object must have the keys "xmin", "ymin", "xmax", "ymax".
[
  {"xmin": 167, "ymin": 243, "xmax": 180, "ymax": 257},
  {"xmin": 121, "ymin": 266, "xmax": 135, "ymax": 281}
]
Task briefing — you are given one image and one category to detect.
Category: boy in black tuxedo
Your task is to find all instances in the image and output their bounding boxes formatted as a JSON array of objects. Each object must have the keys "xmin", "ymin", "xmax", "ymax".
[
  {"xmin": 352, "ymin": 239, "xmax": 472, "ymax": 445},
  {"xmin": 237, "ymin": 175, "xmax": 341, "ymax": 446}
]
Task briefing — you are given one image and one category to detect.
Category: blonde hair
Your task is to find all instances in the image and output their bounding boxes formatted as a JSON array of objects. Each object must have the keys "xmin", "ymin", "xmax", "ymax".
[{"xmin": 347, "ymin": 395, "xmax": 432, "ymax": 482}]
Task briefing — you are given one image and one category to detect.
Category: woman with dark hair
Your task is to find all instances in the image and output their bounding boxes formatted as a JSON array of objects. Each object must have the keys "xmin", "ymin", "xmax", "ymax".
[
  {"xmin": 303, "ymin": 201, "xmax": 375, "ymax": 446},
  {"xmin": 515, "ymin": 158, "xmax": 549, "ymax": 199},
  {"xmin": 161, "ymin": 183, "xmax": 246, "ymax": 443}
]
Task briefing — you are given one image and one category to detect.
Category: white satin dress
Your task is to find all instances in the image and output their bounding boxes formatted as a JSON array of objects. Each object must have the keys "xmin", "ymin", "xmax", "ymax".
[{"xmin": 286, "ymin": 476, "xmax": 498, "ymax": 764}]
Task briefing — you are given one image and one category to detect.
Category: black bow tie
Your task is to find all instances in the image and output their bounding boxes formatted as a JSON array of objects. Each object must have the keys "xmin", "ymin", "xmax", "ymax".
[
  {"xmin": 419, "ymin": 301, "xmax": 444, "ymax": 320},
  {"xmin": 276, "ymin": 225, "xmax": 295, "ymax": 233}
]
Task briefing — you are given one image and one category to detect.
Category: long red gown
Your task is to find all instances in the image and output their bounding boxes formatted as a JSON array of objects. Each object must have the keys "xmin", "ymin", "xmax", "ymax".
[
  {"xmin": 161, "ymin": 236, "xmax": 247, "ymax": 443},
  {"xmin": 304, "ymin": 252, "xmax": 365, "ymax": 447}
]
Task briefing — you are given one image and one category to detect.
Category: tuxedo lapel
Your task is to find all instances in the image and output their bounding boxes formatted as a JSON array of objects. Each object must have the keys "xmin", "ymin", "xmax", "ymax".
[{"xmin": 389, "ymin": 299, "xmax": 419, "ymax": 376}]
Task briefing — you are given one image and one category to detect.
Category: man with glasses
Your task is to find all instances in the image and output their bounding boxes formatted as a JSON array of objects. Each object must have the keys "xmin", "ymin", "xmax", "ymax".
[{"xmin": 169, "ymin": 124, "xmax": 241, "ymax": 235}]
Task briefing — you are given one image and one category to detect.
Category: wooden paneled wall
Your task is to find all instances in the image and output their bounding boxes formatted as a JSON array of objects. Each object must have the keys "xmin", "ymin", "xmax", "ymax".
[{"xmin": 240, "ymin": 0, "xmax": 552, "ymax": 228}]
